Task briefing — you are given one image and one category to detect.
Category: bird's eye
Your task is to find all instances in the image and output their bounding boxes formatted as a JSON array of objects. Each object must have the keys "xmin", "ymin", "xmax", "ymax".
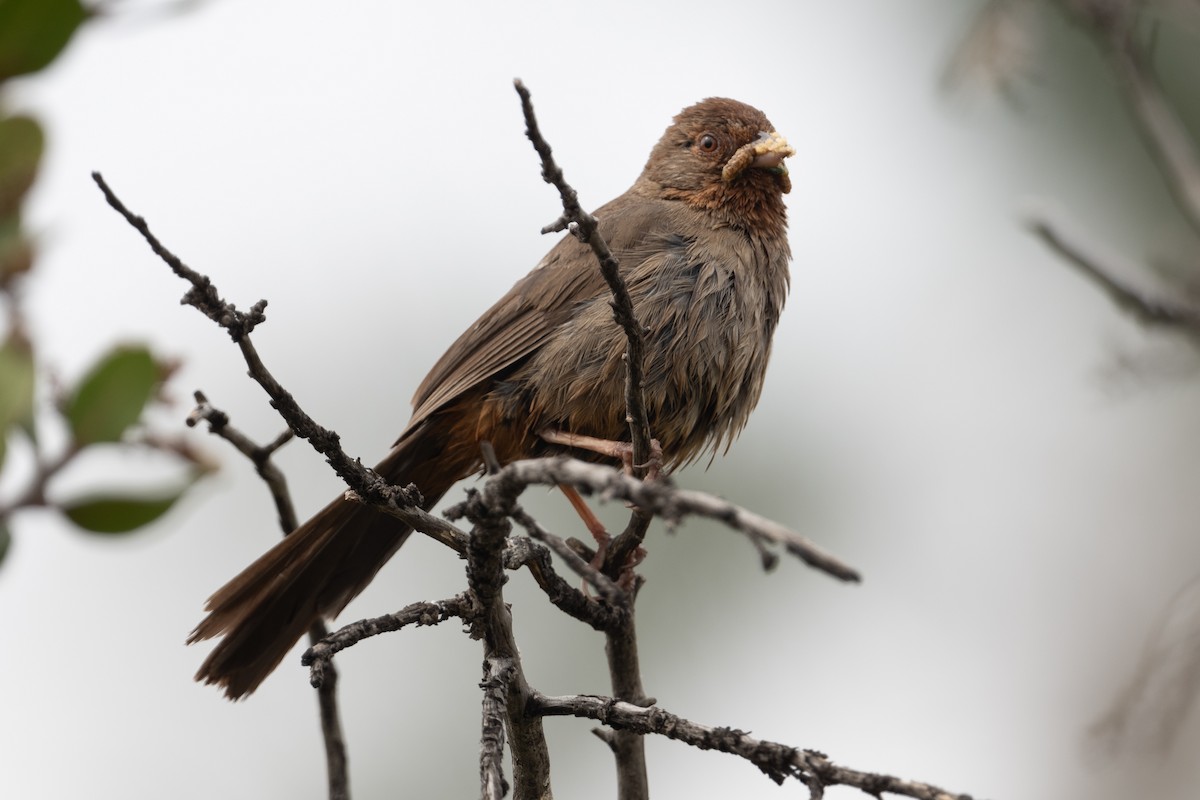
[{"xmin": 697, "ymin": 133, "xmax": 718, "ymax": 152}]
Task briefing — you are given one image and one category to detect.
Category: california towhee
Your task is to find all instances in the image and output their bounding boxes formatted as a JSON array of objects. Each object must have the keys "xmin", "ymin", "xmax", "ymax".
[{"xmin": 190, "ymin": 97, "xmax": 795, "ymax": 699}]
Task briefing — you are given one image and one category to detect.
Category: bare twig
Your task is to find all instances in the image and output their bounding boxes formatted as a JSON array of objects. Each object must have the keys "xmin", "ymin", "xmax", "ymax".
[
  {"xmin": 92, "ymin": 171, "xmax": 265, "ymax": 341},
  {"xmin": 501, "ymin": 536, "xmax": 629, "ymax": 631},
  {"xmin": 530, "ymin": 692, "xmax": 978, "ymax": 800},
  {"xmin": 187, "ymin": 390, "xmax": 297, "ymax": 529},
  {"xmin": 311, "ymin": 627, "xmax": 350, "ymax": 800},
  {"xmin": 474, "ymin": 441, "xmax": 625, "ymax": 604},
  {"xmin": 1029, "ymin": 215, "xmax": 1200, "ymax": 334},
  {"xmin": 513, "ymin": 79, "xmax": 654, "ymax": 479},
  {"xmin": 185, "ymin": 391, "xmax": 350, "ymax": 800},
  {"xmin": 512, "ymin": 88, "xmax": 657, "ymax": 796},
  {"xmin": 303, "ymin": 595, "xmax": 478, "ymax": 688},
  {"xmin": 308, "ymin": 511, "xmax": 624, "ymax": 660},
  {"xmin": 92, "ymin": 173, "xmax": 472, "ymax": 557},
  {"xmin": 110, "ymin": 175, "xmax": 548, "ymax": 791},
  {"xmin": 485, "ymin": 457, "xmax": 860, "ymax": 583},
  {"xmin": 244, "ymin": 513, "xmax": 620, "ymax": 687},
  {"xmin": 509, "ymin": 505, "xmax": 626, "ymax": 606},
  {"xmin": 513, "ymin": 79, "xmax": 657, "ymax": 582}
]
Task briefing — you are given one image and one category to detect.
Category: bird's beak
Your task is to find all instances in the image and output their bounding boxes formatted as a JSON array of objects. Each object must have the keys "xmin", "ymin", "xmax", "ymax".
[
  {"xmin": 722, "ymin": 130, "xmax": 796, "ymax": 190},
  {"xmin": 749, "ymin": 130, "xmax": 795, "ymax": 174}
]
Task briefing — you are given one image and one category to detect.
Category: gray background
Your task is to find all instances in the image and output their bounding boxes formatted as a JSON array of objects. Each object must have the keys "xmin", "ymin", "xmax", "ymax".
[{"xmin": 3, "ymin": 1, "xmax": 1200, "ymax": 798}]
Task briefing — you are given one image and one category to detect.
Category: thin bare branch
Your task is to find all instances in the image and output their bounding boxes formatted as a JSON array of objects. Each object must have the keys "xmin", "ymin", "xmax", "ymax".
[
  {"xmin": 513, "ymin": 79, "xmax": 659, "ymax": 587},
  {"xmin": 530, "ymin": 692, "xmax": 978, "ymax": 800},
  {"xmin": 311, "ymin": 621, "xmax": 350, "ymax": 800},
  {"xmin": 513, "ymin": 81, "xmax": 658, "ymax": 798},
  {"xmin": 501, "ymin": 537, "xmax": 629, "ymax": 631},
  {"xmin": 461, "ymin": 485, "xmax": 552, "ymax": 799},
  {"xmin": 1029, "ymin": 215, "xmax": 1200, "ymax": 333},
  {"xmin": 509, "ymin": 505, "xmax": 626, "ymax": 606},
  {"xmin": 187, "ymin": 390, "xmax": 298, "ymax": 530},
  {"xmin": 480, "ymin": 658, "xmax": 514, "ymax": 800},
  {"xmin": 92, "ymin": 173, "xmax": 470, "ymax": 556},
  {"xmin": 513, "ymin": 80, "xmax": 654, "ymax": 480},
  {"xmin": 92, "ymin": 171, "xmax": 265, "ymax": 341},
  {"xmin": 485, "ymin": 456, "xmax": 861, "ymax": 583},
  {"xmin": 303, "ymin": 595, "xmax": 478, "ymax": 688},
  {"xmin": 185, "ymin": 390, "xmax": 349, "ymax": 800}
]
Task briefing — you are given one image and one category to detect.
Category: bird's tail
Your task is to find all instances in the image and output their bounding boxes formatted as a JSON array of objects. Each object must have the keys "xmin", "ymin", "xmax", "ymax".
[{"xmin": 189, "ymin": 424, "xmax": 461, "ymax": 699}]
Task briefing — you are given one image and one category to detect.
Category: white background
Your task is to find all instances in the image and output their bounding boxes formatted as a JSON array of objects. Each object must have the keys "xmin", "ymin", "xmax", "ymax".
[{"xmin": 3, "ymin": 1, "xmax": 1200, "ymax": 798}]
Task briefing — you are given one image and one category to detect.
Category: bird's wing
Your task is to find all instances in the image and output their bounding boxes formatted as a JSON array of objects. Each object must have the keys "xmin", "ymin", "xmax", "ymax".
[
  {"xmin": 402, "ymin": 194, "xmax": 668, "ymax": 435},
  {"xmin": 404, "ymin": 247, "xmax": 599, "ymax": 431}
]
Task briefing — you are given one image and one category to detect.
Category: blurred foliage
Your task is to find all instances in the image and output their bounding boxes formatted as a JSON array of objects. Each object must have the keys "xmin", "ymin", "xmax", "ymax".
[
  {"xmin": 63, "ymin": 491, "xmax": 190, "ymax": 534},
  {"xmin": 0, "ymin": 328, "xmax": 34, "ymax": 458},
  {"xmin": 0, "ymin": 0, "xmax": 86, "ymax": 81},
  {"xmin": 0, "ymin": 115, "xmax": 42, "ymax": 217},
  {"xmin": 0, "ymin": 0, "xmax": 209, "ymax": 568},
  {"xmin": 66, "ymin": 345, "xmax": 167, "ymax": 446},
  {"xmin": 951, "ymin": 0, "xmax": 1200, "ymax": 289},
  {"xmin": 951, "ymin": 0, "xmax": 1200, "ymax": 764}
]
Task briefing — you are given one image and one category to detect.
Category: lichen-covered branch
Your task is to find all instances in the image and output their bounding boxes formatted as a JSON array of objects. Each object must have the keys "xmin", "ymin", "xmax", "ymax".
[
  {"xmin": 530, "ymin": 692, "xmax": 978, "ymax": 800},
  {"xmin": 483, "ymin": 456, "xmax": 860, "ymax": 583}
]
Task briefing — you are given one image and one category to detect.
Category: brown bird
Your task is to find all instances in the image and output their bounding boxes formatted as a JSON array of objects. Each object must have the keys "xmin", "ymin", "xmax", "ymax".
[{"xmin": 190, "ymin": 97, "xmax": 795, "ymax": 699}]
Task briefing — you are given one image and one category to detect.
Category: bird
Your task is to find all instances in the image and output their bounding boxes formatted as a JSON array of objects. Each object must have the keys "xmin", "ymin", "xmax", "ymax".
[{"xmin": 190, "ymin": 97, "xmax": 795, "ymax": 699}]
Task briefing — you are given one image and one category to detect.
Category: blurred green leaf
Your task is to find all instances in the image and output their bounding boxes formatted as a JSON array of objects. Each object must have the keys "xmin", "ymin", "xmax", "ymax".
[
  {"xmin": 0, "ymin": 329, "xmax": 35, "ymax": 437},
  {"xmin": 0, "ymin": 115, "xmax": 43, "ymax": 217},
  {"xmin": 62, "ymin": 490, "xmax": 186, "ymax": 535},
  {"xmin": 0, "ymin": 216, "xmax": 33, "ymax": 284},
  {"xmin": 0, "ymin": 521, "xmax": 9, "ymax": 566},
  {"xmin": 0, "ymin": 0, "xmax": 86, "ymax": 81},
  {"xmin": 0, "ymin": 431, "xmax": 6, "ymax": 472},
  {"xmin": 66, "ymin": 345, "xmax": 162, "ymax": 446}
]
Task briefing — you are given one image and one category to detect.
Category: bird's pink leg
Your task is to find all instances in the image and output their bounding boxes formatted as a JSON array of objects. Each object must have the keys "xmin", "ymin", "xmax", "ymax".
[
  {"xmin": 539, "ymin": 428, "xmax": 663, "ymax": 479},
  {"xmin": 558, "ymin": 482, "xmax": 611, "ymax": 563}
]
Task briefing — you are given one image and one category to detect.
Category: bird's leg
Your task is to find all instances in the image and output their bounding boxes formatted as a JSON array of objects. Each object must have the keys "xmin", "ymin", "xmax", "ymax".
[
  {"xmin": 542, "ymin": 428, "xmax": 659, "ymax": 584},
  {"xmin": 539, "ymin": 428, "xmax": 664, "ymax": 480},
  {"xmin": 558, "ymin": 483, "xmax": 611, "ymax": 566},
  {"xmin": 557, "ymin": 483, "xmax": 647, "ymax": 590}
]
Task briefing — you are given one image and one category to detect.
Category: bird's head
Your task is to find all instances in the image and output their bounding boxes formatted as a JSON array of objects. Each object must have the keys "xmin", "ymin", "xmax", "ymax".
[{"xmin": 640, "ymin": 97, "xmax": 794, "ymax": 236}]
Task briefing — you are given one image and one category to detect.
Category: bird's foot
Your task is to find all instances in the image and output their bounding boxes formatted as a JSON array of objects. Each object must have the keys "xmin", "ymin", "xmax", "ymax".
[
  {"xmin": 615, "ymin": 546, "xmax": 647, "ymax": 592},
  {"xmin": 539, "ymin": 428, "xmax": 663, "ymax": 480}
]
